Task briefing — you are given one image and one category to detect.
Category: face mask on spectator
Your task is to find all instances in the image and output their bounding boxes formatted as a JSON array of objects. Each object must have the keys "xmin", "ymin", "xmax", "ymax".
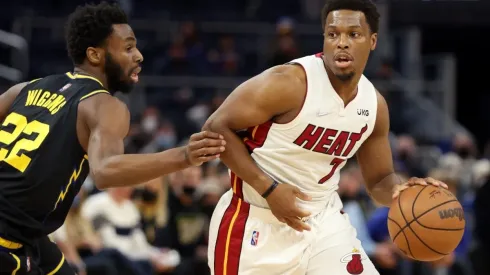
[
  {"xmin": 155, "ymin": 132, "xmax": 177, "ymax": 150},
  {"xmin": 183, "ymin": 186, "xmax": 196, "ymax": 196},
  {"xmin": 141, "ymin": 188, "xmax": 158, "ymax": 203},
  {"xmin": 142, "ymin": 116, "xmax": 158, "ymax": 134},
  {"xmin": 456, "ymin": 147, "xmax": 471, "ymax": 159}
]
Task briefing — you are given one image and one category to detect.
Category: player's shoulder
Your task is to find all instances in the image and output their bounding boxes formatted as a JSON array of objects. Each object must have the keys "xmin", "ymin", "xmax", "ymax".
[
  {"xmin": 78, "ymin": 91, "xmax": 129, "ymax": 126},
  {"xmin": 373, "ymin": 88, "xmax": 388, "ymax": 111},
  {"xmin": 258, "ymin": 64, "xmax": 306, "ymax": 95}
]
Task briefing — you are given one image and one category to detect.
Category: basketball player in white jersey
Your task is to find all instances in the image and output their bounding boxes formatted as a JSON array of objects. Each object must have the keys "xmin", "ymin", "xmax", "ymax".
[{"xmin": 203, "ymin": 0, "xmax": 447, "ymax": 274}]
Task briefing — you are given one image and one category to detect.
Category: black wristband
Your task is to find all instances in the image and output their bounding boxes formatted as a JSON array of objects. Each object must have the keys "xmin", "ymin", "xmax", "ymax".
[{"xmin": 261, "ymin": 180, "xmax": 279, "ymax": 198}]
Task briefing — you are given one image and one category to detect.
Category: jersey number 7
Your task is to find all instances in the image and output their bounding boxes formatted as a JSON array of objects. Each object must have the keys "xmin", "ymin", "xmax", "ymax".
[
  {"xmin": 0, "ymin": 112, "xmax": 50, "ymax": 172},
  {"xmin": 318, "ymin": 157, "xmax": 345, "ymax": 184}
]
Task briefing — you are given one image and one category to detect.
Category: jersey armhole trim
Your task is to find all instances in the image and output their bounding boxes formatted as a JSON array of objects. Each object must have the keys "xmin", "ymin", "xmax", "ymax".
[
  {"xmin": 79, "ymin": 90, "xmax": 110, "ymax": 101},
  {"xmin": 66, "ymin": 72, "xmax": 104, "ymax": 87},
  {"xmin": 29, "ymin": 78, "xmax": 42, "ymax": 84},
  {"xmin": 271, "ymin": 61, "xmax": 308, "ymax": 131}
]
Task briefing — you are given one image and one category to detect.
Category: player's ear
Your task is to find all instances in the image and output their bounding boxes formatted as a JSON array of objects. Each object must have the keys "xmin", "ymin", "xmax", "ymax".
[
  {"xmin": 86, "ymin": 47, "xmax": 103, "ymax": 65},
  {"xmin": 370, "ymin": 33, "xmax": 377, "ymax": 51}
]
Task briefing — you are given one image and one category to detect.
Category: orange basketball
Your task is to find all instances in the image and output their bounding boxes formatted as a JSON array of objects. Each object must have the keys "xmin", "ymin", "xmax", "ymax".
[{"xmin": 387, "ymin": 185, "xmax": 465, "ymax": 261}]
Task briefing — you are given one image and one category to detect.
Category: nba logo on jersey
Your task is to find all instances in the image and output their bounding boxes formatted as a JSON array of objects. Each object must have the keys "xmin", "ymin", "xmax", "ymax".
[
  {"xmin": 59, "ymin": 83, "xmax": 72, "ymax": 93},
  {"xmin": 251, "ymin": 231, "xmax": 259, "ymax": 246}
]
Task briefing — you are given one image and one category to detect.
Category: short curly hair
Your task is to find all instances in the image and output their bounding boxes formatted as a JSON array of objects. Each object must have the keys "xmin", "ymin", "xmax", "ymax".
[
  {"xmin": 321, "ymin": 0, "xmax": 380, "ymax": 33},
  {"xmin": 65, "ymin": 2, "xmax": 128, "ymax": 65}
]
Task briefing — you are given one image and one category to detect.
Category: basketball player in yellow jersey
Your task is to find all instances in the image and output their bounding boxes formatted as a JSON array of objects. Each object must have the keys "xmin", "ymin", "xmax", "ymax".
[{"xmin": 0, "ymin": 2, "xmax": 225, "ymax": 274}]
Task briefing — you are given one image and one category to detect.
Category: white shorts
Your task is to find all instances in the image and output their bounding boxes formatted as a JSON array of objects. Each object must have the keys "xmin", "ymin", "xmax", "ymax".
[{"xmin": 208, "ymin": 190, "xmax": 379, "ymax": 275}]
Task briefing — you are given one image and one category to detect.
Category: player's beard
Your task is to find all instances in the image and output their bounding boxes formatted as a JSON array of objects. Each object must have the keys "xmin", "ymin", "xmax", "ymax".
[
  {"xmin": 104, "ymin": 52, "xmax": 134, "ymax": 94},
  {"xmin": 335, "ymin": 71, "xmax": 355, "ymax": 82}
]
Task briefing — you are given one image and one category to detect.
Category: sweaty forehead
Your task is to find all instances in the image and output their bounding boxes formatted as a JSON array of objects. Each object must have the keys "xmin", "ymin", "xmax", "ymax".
[{"xmin": 327, "ymin": 10, "xmax": 365, "ymax": 28}]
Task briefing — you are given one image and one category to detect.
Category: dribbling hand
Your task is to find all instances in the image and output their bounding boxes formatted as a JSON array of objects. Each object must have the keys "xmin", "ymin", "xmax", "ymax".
[
  {"xmin": 185, "ymin": 131, "xmax": 226, "ymax": 166},
  {"xmin": 392, "ymin": 177, "xmax": 448, "ymax": 199},
  {"xmin": 265, "ymin": 183, "xmax": 312, "ymax": 232}
]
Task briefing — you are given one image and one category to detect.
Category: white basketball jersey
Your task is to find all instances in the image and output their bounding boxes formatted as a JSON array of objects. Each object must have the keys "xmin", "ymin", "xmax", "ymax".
[{"xmin": 232, "ymin": 54, "xmax": 378, "ymax": 215}]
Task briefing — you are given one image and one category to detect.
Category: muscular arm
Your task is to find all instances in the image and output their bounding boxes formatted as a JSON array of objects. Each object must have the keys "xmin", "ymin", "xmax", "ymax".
[
  {"xmin": 80, "ymin": 94, "xmax": 192, "ymax": 189},
  {"xmin": 0, "ymin": 82, "xmax": 27, "ymax": 120},
  {"xmin": 203, "ymin": 65, "xmax": 305, "ymax": 194},
  {"xmin": 356, "ymin": 91, "xmax": 401, "ymax": 207}
]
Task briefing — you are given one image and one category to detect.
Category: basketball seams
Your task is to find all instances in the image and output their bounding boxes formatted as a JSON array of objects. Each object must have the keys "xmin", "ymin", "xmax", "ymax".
[
  {"xmin": 395, "ymin": 188, "xmax": 415, "ymax": 258},
  {"xmin": 407, "ymin": 186, "xmax": 453, "ymax": 257},
  {"xmin": 393, "ymin": 186, "xmax": 428, "ymax": 241},
  {"xmin": 390, "ymin": 186, "xmax": 464, "ymax": 261},
  {"xmin": 388, "ymin": 217, "xmax": 414, "ymax": 258},
  {"xmin": 404, "ymin": 223, "xmax": 448, "ymax": 256},
  {"xmin": 413, "ymin": 192, "xmax": 465, "ymax": 231},
  {"xmin": 392, "ymin": 199, "xmax": 458, "ymax": 241},
  {"xmin": 414, "ymin": 223, "xmax": 465, "ymax": 231}
]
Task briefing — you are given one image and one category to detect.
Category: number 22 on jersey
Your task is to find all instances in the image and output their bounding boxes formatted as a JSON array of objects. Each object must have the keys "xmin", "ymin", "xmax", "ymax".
[{"xmin": 0, "ymin": 112, "xmax": 49, "ymax": 172}]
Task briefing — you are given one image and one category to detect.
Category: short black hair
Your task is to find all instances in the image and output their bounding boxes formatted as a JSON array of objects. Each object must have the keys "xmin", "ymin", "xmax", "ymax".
[
  {"xmin": 321, "ymin": 0, "xmax": 380, "ymax": 33},
  {"xmin": 65, "ymin": 2, "xmax": 128, "ymax": 65}
]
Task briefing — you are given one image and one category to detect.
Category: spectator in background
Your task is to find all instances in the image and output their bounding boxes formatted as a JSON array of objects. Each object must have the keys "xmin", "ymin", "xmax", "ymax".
[
  {"xmin": 339, "ymin": 167, "xmax": 398, "ymax": 275},
  {"xmin": 133, "ymin": 177, "xmax": 169, "ymax": 246},
  {"xmin": 207, "ymin": 35, "xmax": 241, "ymax": 76},
  {"xmin": 52, "ymin": 193, "xmax": 143, "ymax": 275},
  {"xmin": 473, "ymin": 174, "xmax": 490, "ymax": 275},
  {"xmin": 179, "ymin": 21, "xmax": 207, "ymax": 74},
  {"xmin": 268, "ymin": 17, "xmax": 301, "ymax": 66},
  {"xmin": 157, "ymin": 167, "xmax": 209, "ymax": 275},
  {"xmin": 82, "ymin": 187, "xmax": 180, "ymax": 275}
]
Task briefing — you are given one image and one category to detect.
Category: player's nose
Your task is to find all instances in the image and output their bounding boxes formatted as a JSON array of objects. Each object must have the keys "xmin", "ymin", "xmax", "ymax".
[
  {"xmin": 134, "ymin": 48, "xmax": 144, "ymax": 63},
  {"xmin": 337, "ymin": 34, "xmax": 350, "ymax": 49}
]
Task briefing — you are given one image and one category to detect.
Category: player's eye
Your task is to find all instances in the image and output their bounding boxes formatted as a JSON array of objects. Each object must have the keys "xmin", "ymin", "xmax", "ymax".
[
  {"xmin": 327, "ymin": 32, "xmax": 337, "ymax": 38},
  {"xmin": 126, "ymin": 46, "xmax": 133, "ymax": 52},
  {"xmin": 350, "ymin": 32, "xmax": 360, "ymax": 38}
]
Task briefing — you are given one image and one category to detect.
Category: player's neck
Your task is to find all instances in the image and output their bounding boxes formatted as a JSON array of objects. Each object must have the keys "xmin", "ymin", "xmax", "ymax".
[
  {"xmin": 326, "ymin": 69, "xmax": 361, "ymax": 104},
  {"xmin": 73, "ymin": 66, "xmax": 108, "ymax": 89}
]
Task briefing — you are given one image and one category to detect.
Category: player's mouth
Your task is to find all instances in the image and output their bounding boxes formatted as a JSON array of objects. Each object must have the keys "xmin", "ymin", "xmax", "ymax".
[
  {"xmin": 334, "ymin": 53, "xmax": 353, "ymax": 69},
  {"xmin": 130, "ymin": 66, "xmax": 141, "ymax": 83}
]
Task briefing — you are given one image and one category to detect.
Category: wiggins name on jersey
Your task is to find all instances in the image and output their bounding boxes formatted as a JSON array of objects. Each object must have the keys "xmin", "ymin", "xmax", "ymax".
[{"xmin": 0, "ymin": 72, "xmax": 109, "ymax": 244}]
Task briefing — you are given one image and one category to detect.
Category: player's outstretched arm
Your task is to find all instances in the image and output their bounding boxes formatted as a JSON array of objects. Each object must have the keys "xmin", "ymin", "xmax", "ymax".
[
  {"xmin": 79, "ymin": 93, "xmax": 225, "ymax": 189},
  {"xmin": 356, "ymin": 91, "xmax": 401, "ymax": 207},
  {"xmin": 0, "ymin": 82, "xmax": 27, "ymax": 121}
]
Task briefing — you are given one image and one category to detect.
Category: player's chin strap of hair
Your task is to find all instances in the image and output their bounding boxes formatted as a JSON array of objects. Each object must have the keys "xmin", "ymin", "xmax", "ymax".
[{"xmin": 261, "ymin": 180, "xmax": 279, "ymax": 198}]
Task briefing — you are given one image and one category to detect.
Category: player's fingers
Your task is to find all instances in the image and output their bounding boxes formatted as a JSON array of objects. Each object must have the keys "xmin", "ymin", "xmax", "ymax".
[
  {"xmin": 189, "ymin": 138, "xmax": 226, "ymax": 151},
  {"xmin": 291, "ymin": 205, "xmax": 311, "ymax": 218},
  {"xmin": 293, "ymin": 187, "xmax": 312, "ymax": 201},
  {"xmin": 392, "ymin": 185, "xmax": 409, "ymax": 199},
  {"xmin": 195, "ymin": 131, "xmax": 224, "ymax": 141},
  {"xmin": 285, "ymin": 217, "xmax": 311, "ymax": 232},
  {"xmin": 192, "ymin": 146, "xmax": 225, "ymax": 157},
  {"xmin": 425, "ymin": 177, "xmax": 448, "ymax": 189},
  {"xmin": 196, "ymin": 154, "xmax": 221, "ymax": 163},
  {"xmin": 408, "ymin": 177, "xmax": 427, "ymax": 186}
]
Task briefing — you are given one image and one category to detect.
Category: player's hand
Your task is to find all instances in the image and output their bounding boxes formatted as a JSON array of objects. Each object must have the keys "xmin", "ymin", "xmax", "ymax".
[
  {"xmin": 392, "ymin": 177, "xmax": 448, "ymax": 199},
  {"xmin": 185, "ymin": 131, "xmax": 226, "ymax": 166},
  {"xmin": 265, "ymin": 183, "xmax": 312, "ymax": 232}
]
